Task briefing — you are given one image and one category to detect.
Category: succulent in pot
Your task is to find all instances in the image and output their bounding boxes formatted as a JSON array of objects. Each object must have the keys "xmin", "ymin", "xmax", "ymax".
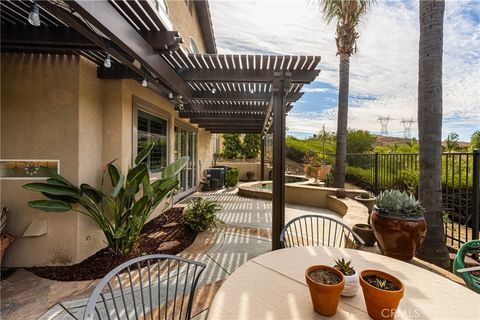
[
  {"xmin": 305, "ymin": 265, "xmax": 344, "ymax": 316},
  {"xmin": 371, "ymin": 190, "xmax": 427, "ymax": 260},
  {"xmin": 355, "ymin": 191, "xmax": 377, "ymax": 217},
  {"xmin": 246, "ymin": 171, "xmax": 255, "ymax": 182},
  {"xmin": 333, "ymin": 258, "xmax": 359, "ymax": 297},
  {"xmin": 360, "ymin": 269, "xmax": 404, "ymax": 320}
]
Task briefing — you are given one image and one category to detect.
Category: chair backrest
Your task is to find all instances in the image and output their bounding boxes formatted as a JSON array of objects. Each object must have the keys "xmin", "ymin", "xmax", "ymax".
[
  {"xmin": 453, "ymin": 240, "xmax": 480, "ymax": 293},
  {"xmin": 84, "ymin": 254, "xmax": 206, "ymax": 320},
  {"xmin": 280, "ymin": 214, "xmax": 364, "ymax": 249}
]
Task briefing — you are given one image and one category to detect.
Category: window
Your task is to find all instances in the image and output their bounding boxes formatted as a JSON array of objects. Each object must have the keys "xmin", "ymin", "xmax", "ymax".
[
  {"xmin": 137, "ymin": 110, "xmax": 168, "ymax": 173},
  {"xmin": 152, "ymin": 0, "xmax": 168, "ymax": 15},
  {"xmin": 189, "ymin": 37, "xmax": 200, "ymax": 54}
]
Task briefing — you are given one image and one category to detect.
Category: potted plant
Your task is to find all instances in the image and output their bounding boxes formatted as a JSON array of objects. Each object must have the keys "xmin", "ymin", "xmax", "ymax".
[
  {"xmin": 305, "ymin": 265, "xmax": 344, "ymax": 316},
  {"xmin": 371, "ymin": 190, "xmax": 427, "ymax": 260},
  {"xmin": 355, "ymin": 192, "xmax": 377, "ymax": 217},
  {"xmin": 333, "ymin": 258, "xmax": 359, "ymax": 297},
  {"xmin": 225, "ymin": 167, "xmax": 239, "ymax": 190},
  {"xmin": 246, "ymin": 171, "xmax": 255, "ymax": 182},
  {"xmin": 360, "ymin": 269, "xmax": 404, "ymax": 320},
  {"xmin": 352, "ymin": 223, "xmax": 376, "ymax": 247},
  {"xmin": 353, "ymin": 192, "xmax": 377, "ymax": 246}
]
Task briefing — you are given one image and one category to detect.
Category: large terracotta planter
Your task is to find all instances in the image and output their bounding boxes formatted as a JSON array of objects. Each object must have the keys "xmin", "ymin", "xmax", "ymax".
[
  {"xmin": 353, "ymin": 224, "xmax": 376, "ymax": 247},
  {"xmin": 317, "ymin": 165, "xmax": 332, "ymax": 181},
  {"xmin": 371, "ymin": 210, "xmax": 427, "ymax": 260},
  {"xmin": 360, "ymin": 270, "xmax": 404, "ymax": 320},
  {"xmin": 305, "ymin": 265, "xmax": 344, "ymax": 316}
]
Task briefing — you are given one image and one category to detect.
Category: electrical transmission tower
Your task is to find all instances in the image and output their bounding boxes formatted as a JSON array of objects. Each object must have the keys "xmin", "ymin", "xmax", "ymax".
[
  {"xmin": 377, "ymin": 116, "xmax": 391, "ymax": 136},
  {"xmin": 400, "ymin": 118, "xmax": 415, "ymax": 139}
]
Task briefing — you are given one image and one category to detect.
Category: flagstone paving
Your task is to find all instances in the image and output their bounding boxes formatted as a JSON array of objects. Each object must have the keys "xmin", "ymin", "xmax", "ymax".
[{"xmin": 0, "ymin": 187, "xmax": 465, "ymax": 319}]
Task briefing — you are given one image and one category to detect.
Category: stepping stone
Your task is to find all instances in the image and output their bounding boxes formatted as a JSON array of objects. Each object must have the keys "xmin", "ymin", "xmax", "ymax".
[
  {"xmin": 147, "ymin": 231, "xmax": 166, "ymax": 239},
  {"xmin": 162, "ymin": 222, "xmax": 178, "ymax": 228},
  {"xmin": 157, "ymin": 240, "xmax": 180, "ymax": 251}
]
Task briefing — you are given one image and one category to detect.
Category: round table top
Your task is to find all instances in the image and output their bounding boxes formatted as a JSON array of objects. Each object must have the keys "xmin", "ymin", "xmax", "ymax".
[{"xmin": 207, "ymin": 246, "xmax": 480, "ymax": 320}]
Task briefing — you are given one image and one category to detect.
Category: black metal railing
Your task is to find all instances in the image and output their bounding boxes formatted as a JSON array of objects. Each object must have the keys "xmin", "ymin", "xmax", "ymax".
[{"xmin": 343, "ymin": 150, "xmax": 480, "ymax": 249}]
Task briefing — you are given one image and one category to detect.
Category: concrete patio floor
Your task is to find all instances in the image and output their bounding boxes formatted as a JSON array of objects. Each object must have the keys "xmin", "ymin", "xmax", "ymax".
[{"xmin": 0, "ymin": 187, "xmax": 465, "ymax": 319}]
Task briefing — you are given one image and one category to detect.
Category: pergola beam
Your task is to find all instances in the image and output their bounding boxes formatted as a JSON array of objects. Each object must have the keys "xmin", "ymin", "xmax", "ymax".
[
  {"xmin": 191, "ymin": 91, "xmax": 303, "ymax": 102},
  {"xmin": 272, "ymin": 72, "xmax": 291, "ymax": 251},
  {"xmin": 190, "ymin": 117, "xmax": 263, "ymax": 124},
  {"xmin": 1, "ymin": 24, "xmax": 98, "ymax": 50},
  {"xmin": 67, "ymin": 0, "xmax": 192, "ymax": 98},
  {"xmin": 182, "ymin": 69, "xmax": 319, "ymax": 83}
]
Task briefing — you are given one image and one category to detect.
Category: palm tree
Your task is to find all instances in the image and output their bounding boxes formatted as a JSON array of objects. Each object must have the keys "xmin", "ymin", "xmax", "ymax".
[
  {"xmin": 445, "ymin": 132, "xmax": 459, "ymax": 152},
  {"xmin": 470, "ymin": 130, "xmax": 480, "ymax": 151},
  {"xmin": 415, "ymin": 0, "xmax": 450, "ymax": 268},
  {"xmin": 320, "ymin": 0, "xmax": 374, "ymax": 187}
]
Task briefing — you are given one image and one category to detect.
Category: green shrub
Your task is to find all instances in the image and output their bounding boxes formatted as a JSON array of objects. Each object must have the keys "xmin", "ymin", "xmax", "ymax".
[
  {"xmin": 225, "ymin": 167, "xmax": 239, "ymax": 187},
  {"xmin": 398, "ymin": 168, "xmax": 419, "ymax": 195},
  {"xmin": 222, "ymin": 134, "xmax": 242, "ymax": 159},
  {"xmin": 242, "ymin": 134, "xmax": 261, "ymax": 159},
  {"xmin": 183, "ymin": 198, "xmax": 222, "ymax": 232},
  {"xmin": 23, "ymin": 142, "xmax": 188, "ymax": 256}
]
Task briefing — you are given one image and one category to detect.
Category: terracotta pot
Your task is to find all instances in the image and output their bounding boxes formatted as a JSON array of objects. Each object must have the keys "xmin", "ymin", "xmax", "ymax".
[
  {"xmin": 305, "ymin": 265, "xmax": 344, "ymax": 316},
  {"xmin": 354, "ymin": 196, "xmax": 376, "ymax": 214},
  {"xmin": 317, "ymin": 165, "xmax": 332, "ymax": 181},
  {"xmin": 353, "ymin": 224, "xmax": 376, "ymax": 247},
  {"xmin": 360, "ymin": 270, "xmax": 404, "ymax": 320},
  {"xmin": 371, "ymin": 210, "xmax": 427, "ymax": 260}
]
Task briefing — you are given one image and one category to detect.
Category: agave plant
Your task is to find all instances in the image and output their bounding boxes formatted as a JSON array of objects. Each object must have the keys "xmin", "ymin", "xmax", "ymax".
[
  {"xmin": 375, "ymin": 190, "xmax": 426, "ymax": 217},
  {"xmin": 23, "ymin": 142, "xmax": 188, "ymax": 256}
]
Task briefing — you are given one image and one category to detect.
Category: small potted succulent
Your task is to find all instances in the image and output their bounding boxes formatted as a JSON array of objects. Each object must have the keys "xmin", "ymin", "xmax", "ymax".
[
  {"xmin": 246, "ymin": 171, "xmax": 255, "ymax": 181},
  {"xmin": 371, "ymin": 190, "xmax": 427, "ymax": 260},
  {"xmin": 305, "ymin": 265, "xmax": 344, "ymax": 316},
  {"xmin": 333, "ymin": 258, "xmax": 359, "ymax": 297},
  {"xmin": 360, "ymin": 269, "xmax": 404, "ymax": 320},
  {"xmin": 355, "ymin": 192, "xmax": 377, "ymax": 218}
]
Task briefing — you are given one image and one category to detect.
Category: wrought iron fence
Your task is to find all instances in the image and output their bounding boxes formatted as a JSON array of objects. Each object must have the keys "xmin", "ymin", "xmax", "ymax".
[{"xmin": 344, "ymin": 150, "xmax": 480, "ymax": 249}]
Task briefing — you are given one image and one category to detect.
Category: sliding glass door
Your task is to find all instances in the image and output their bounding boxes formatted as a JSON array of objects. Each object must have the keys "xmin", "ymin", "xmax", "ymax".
[{"xmin": 174, "ymin": 126, "xmax": 197, "ymax": 199}]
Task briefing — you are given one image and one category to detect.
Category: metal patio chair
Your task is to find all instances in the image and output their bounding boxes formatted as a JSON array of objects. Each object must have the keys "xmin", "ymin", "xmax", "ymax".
[
  {"xmin": 280, "ymin": 214, "xmax": 364, "ymax": 249},
  {"xmin": 84, "ymin": 254, "xmax": 206, "ymax": 320},
  {"xmin": 453, "ymin": 240, "xmax": 480, "ymax": 294}
]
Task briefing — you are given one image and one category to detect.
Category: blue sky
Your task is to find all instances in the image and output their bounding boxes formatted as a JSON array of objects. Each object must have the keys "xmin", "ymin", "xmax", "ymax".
[{"xmin": 209, "ymin": 0, "xmax": 480, "ymax": 141}]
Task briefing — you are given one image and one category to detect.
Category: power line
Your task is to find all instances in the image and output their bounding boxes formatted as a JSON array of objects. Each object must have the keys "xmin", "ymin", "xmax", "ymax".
[{"xmin": 377, "ymin": 115, "xmax": 391, "ymax": 136}]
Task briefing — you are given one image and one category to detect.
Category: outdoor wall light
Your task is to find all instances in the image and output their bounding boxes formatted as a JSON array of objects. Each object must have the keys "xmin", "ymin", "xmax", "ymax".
[
  {"xmin": 103, "ymin": 53, "xmax": 112, "ymax": 68},
  {"xmin": 142, "ymin": 77, "xmax": 148, "ymax": 87},
  {"xmin": 168, "ymin": 91, "xmax": 174, "ymax": 99},
  {"xmin": 28, "ymin": 3, "xmax": 41, "ymax": 26},
  {"xmin": 211, "ymin": 87, "xmax": 217, "ymax": 94}
]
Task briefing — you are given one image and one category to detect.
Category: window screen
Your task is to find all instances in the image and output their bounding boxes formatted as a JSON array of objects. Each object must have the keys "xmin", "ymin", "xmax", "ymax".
[{"xmin": 137, "ymin": 110, "xmax": 167, "ymax": 173}]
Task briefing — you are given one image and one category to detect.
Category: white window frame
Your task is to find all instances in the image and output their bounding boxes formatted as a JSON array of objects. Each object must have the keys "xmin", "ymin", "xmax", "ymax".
[
  {"xmin": 132, "ymin": 96, "xmax": 170, "ymax": 179},
  {"xmin": 189, "ymin": 37, "xmax": 200, "ymax": 54}
]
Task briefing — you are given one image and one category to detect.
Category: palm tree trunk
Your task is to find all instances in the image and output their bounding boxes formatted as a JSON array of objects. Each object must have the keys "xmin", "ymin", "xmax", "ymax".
[
  {"xmin": 334, "ymin": 53, "xmax": 350, "ymax": 188},
  {"xmin": 415, "ymin": 0, "xmax": 450, "ymax": 268}
]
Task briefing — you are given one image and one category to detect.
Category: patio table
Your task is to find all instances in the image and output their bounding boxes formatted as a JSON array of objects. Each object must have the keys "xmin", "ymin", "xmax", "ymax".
[{"xmin": 207, "ymin": 246, "xmax": 480, "ymax": 319}]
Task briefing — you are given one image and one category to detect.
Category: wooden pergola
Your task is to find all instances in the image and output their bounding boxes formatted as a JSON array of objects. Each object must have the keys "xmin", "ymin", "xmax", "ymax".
[{"xmin": 1, "ymin": 0, "xmax": 321, "ymax": 250}]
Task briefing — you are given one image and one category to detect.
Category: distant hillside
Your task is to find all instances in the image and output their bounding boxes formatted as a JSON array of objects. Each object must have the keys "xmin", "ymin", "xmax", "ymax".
[{"xmin": 374, "ymin": 135, "xmax": 469, "ymax": 148}]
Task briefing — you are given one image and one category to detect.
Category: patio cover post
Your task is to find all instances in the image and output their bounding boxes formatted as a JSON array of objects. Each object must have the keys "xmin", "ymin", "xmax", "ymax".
[
  {"xmin": 272, "ymin": 71, "xmax": 291, "ymax": 250},
  {"xmin": 261, "ymin": 138, "xmax": 265, "ymax": 181}
]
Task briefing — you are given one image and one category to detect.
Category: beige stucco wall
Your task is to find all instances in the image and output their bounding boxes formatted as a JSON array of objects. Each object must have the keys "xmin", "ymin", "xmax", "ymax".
[
  {"xmin": 167, "ymin": 0, "xmax": 207, "ymax": 53},
  {"xmin": 217, "ymin": 161, "xmax": 270, "ymax": 181},
  {"xmin": 1, "ymin": 53, "xmax": 213, "ymax": 267},
  {"xmin": 1, "ymin": 53, "xmax": 82, "ymax": 266}
]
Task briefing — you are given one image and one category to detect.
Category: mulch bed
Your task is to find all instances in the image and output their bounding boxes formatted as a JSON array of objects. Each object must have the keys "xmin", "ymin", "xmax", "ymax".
[{"xmin": 28, "ymin": 207, "xmax": 197, "ymax": 281}]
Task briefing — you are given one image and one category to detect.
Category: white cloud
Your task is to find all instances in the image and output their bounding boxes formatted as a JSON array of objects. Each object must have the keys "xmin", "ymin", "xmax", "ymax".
[{"xmin": 209, "ymin": 0, "xmax": 480, "ymax": 140}]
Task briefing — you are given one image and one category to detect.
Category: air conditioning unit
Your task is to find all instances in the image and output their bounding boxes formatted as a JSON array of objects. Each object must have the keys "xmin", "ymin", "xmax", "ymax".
[{"xmin": 207, "ymin": 168, "xmax": 226, "ymax": 188}]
